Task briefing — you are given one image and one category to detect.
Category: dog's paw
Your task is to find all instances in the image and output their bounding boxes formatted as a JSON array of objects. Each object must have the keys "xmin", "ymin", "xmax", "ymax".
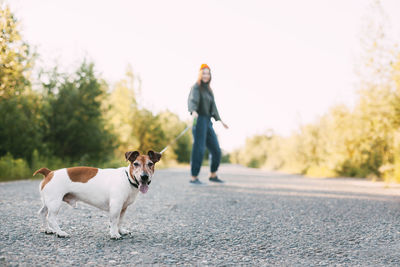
[
  {"xmin": 119, "ymin": 228, "xmax": 131, "ymax": 235},
  {"xmin": 56, "ymin": 231, "xmax": 70, "ymax": 238},
  {"xmin": 110, "ymin": 233, "xmax": 122, "ymax": 240},
  {"xmin": 44, "ymin": 229, "xmax": 55, "ymax": 235}
]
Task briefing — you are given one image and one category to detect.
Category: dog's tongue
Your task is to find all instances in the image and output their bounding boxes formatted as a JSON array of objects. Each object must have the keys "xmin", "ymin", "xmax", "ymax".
[{"xmin": 139, "ymin": 184, "xmax": 148, "ymax": 194}]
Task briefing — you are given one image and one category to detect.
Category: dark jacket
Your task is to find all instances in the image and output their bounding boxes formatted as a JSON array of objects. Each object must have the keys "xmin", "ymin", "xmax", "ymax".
[{"xmin": 188, "ymin": 83, "xmax": 221, "ymax": 121}]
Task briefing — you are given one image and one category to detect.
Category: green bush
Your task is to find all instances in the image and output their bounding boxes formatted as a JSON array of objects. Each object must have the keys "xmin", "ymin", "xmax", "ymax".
[
  {"xmin": 0, "ymin": 153, "xmax": 31, "ymax": 181},
  {"xmin": 31, "ymin": 150, "xmax": 66, "ymax": 173}
]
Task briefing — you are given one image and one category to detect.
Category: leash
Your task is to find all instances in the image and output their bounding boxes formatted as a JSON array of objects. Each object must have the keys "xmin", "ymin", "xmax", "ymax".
[{"xmin": 159, "ymin": 125, "xmax": 192, "ymax": 154}]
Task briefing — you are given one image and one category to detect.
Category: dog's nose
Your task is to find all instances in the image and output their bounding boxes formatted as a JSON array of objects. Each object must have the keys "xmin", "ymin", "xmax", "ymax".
[{"xmin": 140, "ymin": 174, "xmax": 149, "ymax": 181}]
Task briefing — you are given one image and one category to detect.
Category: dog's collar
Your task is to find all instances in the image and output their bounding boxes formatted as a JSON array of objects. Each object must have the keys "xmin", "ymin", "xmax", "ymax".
[{"xmin": 125, "ymin": 169, "xmax": 139, "ymax": 189}]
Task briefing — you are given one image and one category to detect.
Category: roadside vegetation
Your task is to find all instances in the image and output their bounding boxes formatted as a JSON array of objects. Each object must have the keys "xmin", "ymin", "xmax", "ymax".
[
  {"xmin": 0, "ymin": 5, "xmax": 192, "ymax": 181},
  {"xmin": 231, "ymin": 1, "xmax": 400, "ymax": 183}
]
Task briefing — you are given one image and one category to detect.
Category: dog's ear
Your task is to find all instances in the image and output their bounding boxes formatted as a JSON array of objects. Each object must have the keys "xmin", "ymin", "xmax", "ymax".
[
  {"xmin": 148, "ymin": 150, "xmax": 162, "ymax": 163},
  {"xmin": 125, "ymin": 151, "xmax": 140, "ymax": 162}
]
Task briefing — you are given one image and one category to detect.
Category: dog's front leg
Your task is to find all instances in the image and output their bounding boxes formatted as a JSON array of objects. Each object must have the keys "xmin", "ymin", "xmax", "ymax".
[
  {"xmin": 118, "ymin": 207, "xmax": 130, "ymax": 235},
  {"xmin": 109, "ymin": 201, "xmax": 123, "ymax": 239}
]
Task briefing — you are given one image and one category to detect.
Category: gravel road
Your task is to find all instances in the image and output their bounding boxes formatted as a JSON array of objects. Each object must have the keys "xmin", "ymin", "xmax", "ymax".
[{"xmin": 1, "ymin": 164, "xmax": 400, "ymax": 266}]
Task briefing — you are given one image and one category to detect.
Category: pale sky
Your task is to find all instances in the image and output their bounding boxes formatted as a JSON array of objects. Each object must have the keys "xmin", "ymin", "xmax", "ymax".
[{"xmin": 8, "ymin": 0, "xmax": 400, "ymax": 151}]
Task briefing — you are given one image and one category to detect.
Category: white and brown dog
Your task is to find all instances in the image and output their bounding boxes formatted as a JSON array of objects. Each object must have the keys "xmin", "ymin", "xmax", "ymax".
[{"xmin": 33, "ymin": 150, "xmax": 161, "ymax": 239}]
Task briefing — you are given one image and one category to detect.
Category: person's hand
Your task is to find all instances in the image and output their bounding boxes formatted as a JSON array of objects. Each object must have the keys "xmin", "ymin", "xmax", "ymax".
[
  {"xmin": 221, "ymin": 121, "xmax": 229, "ymax": 129},
  {"xmin": 191, "ymin": 111, "xmax": 198, "ymax": 119}
]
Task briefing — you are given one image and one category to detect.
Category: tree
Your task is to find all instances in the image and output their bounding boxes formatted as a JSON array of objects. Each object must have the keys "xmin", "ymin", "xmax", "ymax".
[
  {"xmin": 158, "ymin": 110, "xmax": 192, "ymax": 163},
  {"xmin": 104, "ymin": 67, "xmax": 138, "ymax": 156},
  {"xmin": 43, "ymin": 61, "xmax": 116, "ymax": 163},
  {"xmin": 0, "ymin": 4, "xmax": 41, "ymax": 162},
  {"xmin": 130, "ymin": 108, "xmax": 165, "ymax": 153},
  {"xmin": 0, "ymin": 5, "xmax": 35, "ymax": 98}
]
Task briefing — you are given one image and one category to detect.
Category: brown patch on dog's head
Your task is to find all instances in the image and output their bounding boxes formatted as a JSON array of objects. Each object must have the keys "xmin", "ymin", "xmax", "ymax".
[
  {"xmin": 147, "ymin": 150, "xmax": 161, "ymax": 164},
  {"xmin": 128, "ymin": 150, "xmax": 161, "ymax": 187},
  {"xmin": 67, "ymin": 167, "xmax": 98, "ymax": 183},
  {"xmin": 125, "ymin": 151, "xmax": 140, "ymax": 163},
  {"xmin": 41, "ymin": 171, "xmax": 54, "ymax": 190}
]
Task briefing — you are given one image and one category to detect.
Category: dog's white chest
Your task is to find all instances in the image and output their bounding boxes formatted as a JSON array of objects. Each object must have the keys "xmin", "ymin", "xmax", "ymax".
[{"xmin": 122, "ymin": 191, "xmax": 139, "ymax": 209}]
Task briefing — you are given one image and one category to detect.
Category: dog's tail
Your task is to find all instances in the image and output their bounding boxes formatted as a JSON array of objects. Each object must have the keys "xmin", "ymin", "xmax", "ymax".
[{"xmin": 33, "ymin": 167, "xmax": 52, "ymax": 177}]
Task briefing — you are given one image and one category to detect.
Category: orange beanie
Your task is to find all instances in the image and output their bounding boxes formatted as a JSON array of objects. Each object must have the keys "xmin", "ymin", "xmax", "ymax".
[{"xmin": 200, "ymin": 64, "xmax": 210, "ymax": 70}]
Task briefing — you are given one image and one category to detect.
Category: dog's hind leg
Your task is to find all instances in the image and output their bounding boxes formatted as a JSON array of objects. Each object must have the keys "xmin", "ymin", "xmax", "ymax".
[
  {"xmin": 47, "ymin": 199, "xmax": 69, "ymax": 238},
  {"xmin": 38, "ymin": 193, "xmax": 56, "ymax": 234},
  {"xmin": 38, "ymin": 205, "xmax": 54, "ymax": 234}
]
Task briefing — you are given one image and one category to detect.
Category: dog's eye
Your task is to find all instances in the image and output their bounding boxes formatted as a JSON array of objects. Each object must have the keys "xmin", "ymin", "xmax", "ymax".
[
  {"xmin": 148, "ymin": 162, "xmax": 154, "ymax": 167},
  {"xmin": 133, "ymin": 162, "xmax": 140, "ymax": 167}
]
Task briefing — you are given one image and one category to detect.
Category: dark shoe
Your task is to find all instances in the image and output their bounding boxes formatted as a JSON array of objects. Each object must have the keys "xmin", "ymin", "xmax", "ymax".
[
  {"xmin": 209, "ymin": 176, "xmax": 224, "ymax": 183},
  {"xmin": 190, "ymin": 179, "xmax": 202, "ymax": 185}
]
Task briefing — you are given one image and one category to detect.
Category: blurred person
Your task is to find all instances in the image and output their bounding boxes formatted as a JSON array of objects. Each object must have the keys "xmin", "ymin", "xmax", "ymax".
[{"xmin": 187, "ymin": 64, "xmax": 229, "ymax": 184}]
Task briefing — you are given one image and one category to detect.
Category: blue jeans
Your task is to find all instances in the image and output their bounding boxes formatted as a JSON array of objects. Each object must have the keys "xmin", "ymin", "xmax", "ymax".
[{"xmin": 191, "ymin": 115, "xmax": 221, "ymax": 177}]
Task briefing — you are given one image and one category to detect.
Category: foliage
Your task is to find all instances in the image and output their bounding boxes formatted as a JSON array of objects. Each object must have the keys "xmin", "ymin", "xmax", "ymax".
[
  {"xmin": 0, "ymin": 5, "xmax": 42, "ymax": 162},
  {"xmin": 129, "ymin": 108, "xmax": 165, "ymax": 153},
  {"xmin": 158, "ymin": 110, "xmax": 192, "ymax": 163},
  {"xmin": 103, "ymin": 68, "xmax": 137, "ymax": 156},
  {"xmin": 0, "ymin": 5, "xmax": 35, "ymax": 99},
  {"xmin": 0, "ymin": 91, "xmax": 44, "ymax": 162},
  {"xmin": 0, "ymin": 153, "xmax": 31, "ymax": 181},
  {"xmin": 232, "ymin": 85, "xmax": 400, "ymax": 181},
  {"xmin": 42, "ymin": 61, "xmax": 116, "ymax": 164},
  {"xmin": 0, "ymin": 5, "xmax": 213, "ymax": 181},
  {"xmin": 232, "ymin": 0, "xmax": 400, "ymax": 183}
]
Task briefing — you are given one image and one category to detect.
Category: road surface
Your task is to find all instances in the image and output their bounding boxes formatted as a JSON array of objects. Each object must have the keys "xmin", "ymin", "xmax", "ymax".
[{"xmin": 0, "ymin": 164, "xmax": 399, "ymax": 266}]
